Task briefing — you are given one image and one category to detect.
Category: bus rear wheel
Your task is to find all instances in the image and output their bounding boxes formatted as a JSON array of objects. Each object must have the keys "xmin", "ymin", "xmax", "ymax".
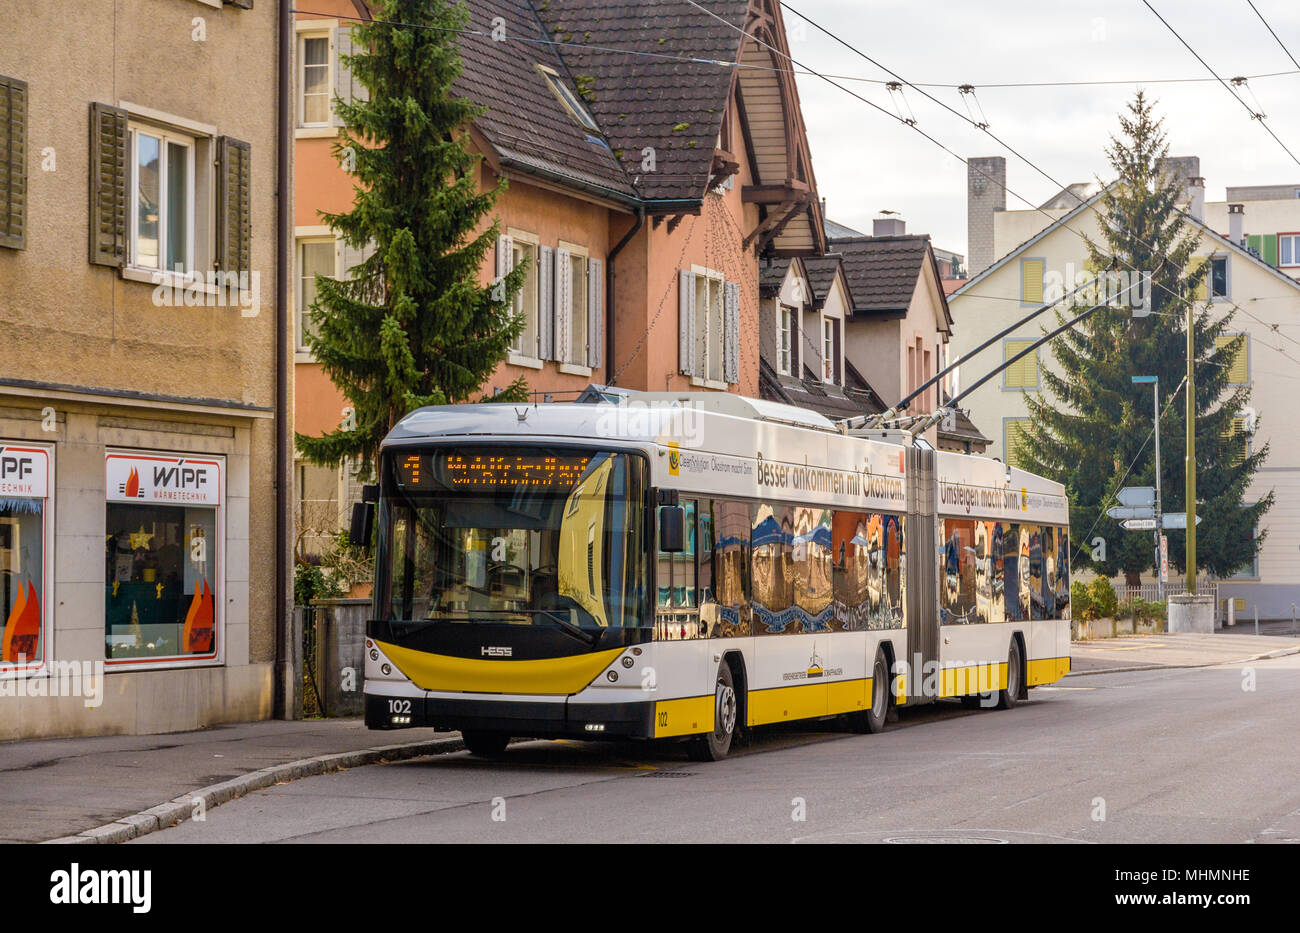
[
  {"xmin": 688, "ymin": 663, "xmax": 736, "ymax": 761},
  {"xmin": 461, "ymin": 730, "xmax": 510, "ymax": 757},
  {"xmin": 996, "ymin": 640, "xmax": 1023, "ymax": 710},
  {"xmin": 848, "ymin": 651, "xmax": 890, "ymax": 734}
]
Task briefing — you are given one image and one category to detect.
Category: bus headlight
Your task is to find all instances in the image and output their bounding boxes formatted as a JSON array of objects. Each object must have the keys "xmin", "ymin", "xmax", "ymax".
[{"xmin": 621, "ymin": 656, "xmax": 634, "ymax": 669}]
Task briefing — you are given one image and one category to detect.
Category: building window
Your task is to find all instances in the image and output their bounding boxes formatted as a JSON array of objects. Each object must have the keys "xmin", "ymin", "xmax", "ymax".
[
  {"xmin": 694, "ymin": 270, "xmax": 725, "ymax": 383},
  {"xmin": 1222, "ymin": 417, "xmax": 1250, "ymax": 467},
  {"xmin": 297, "ymin": 238, "xmax": 336, "ymax": 351},
  {"xmin": 570, "ymin": 252, "xmax": 589, "ymax": 364},
  {"xmin": 1020, "ymin": 258, "xmax": 1045, "ymax": 305},
  {"xmin": 0, "ymin": 443, "xmax": 51, "ymax": 672},
  {"xmin": 1210, "ymin": 256, "xmax": 1229, "ymax": 299},
  {"xmin": 777, "ymin": 303, "xmax": 793, "ymax": 375},
  {"xmin": 822, "ymin": 317, "xmax": 835, "ymax": 382},
  {"xmin": 129, "ymin": 124, "xmax": 194, "ymax": 274},
  {"xmin": 299, "ymin": 33, "xmax": 332, "ymax": 126},
  {"xmin": 1215, "ymin": 334, "xmax": 1249, "ymax": 385},
  {"xmin": 1003, "ymin": 338, "xmax": 1039, "ymax": 389},
  {"xmin": 536, "ymin": 64, "xmax": 600, "ymax": 132},
  {"xmin": 1004, "ymin": 418, "xmax": 1031, "ymax": 468},
  {"xmin": 105, "ymin": 452, "xmax": 222, "ymax": 665},
  {"xmin": 511, "ymin": 239, "xmax": 540, "ymax": 358},
  {"xmin": 1279, "ymin": 234, "xmax": 1300, "ymax": 267}
]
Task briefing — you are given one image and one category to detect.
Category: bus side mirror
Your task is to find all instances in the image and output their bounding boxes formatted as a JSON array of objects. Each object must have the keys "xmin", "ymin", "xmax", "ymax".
[
  {"xmin": 659, "ymin": 505, "xmax": 686, "ymax": 553},
  {"xmin": 349, "ymin": 501, "xmax": 374, "ymax": 550}
]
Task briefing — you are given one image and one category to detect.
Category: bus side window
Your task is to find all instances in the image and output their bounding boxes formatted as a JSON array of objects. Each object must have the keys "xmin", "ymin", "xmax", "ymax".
[
  {"xmin": 656, "ymin": 501, "xmax": 698, "ymax": 609},
  {"xmin": 710, "ymin": 499, "xmax": 751, "ymax": 636}
]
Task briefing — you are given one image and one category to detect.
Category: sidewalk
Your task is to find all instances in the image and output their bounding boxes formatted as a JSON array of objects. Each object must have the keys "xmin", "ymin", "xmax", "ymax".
[
  {"xmin": 1069, "ymin": 631, "xmax": 1300, "ymax": 675},
  {"xmin": 0, "ymin": 719, "xmax": 457, "ymax": 844}
]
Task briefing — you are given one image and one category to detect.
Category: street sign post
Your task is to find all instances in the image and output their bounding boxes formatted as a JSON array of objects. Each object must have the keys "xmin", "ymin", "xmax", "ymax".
[
  {"xmin": 1122, "ymin": 518, "xmax": 1158, "ymax": 530},
  {"xmin": 1117, "ymin": 486, "xmax": 1156, "ymax": 507},
  {"xmin": 1160, "ymin": 513, "xmax": 1202, "ymax": 530},
  {"xmin": 1108, "ymin": 505, "xmax": 1156, "ymax": 521}
]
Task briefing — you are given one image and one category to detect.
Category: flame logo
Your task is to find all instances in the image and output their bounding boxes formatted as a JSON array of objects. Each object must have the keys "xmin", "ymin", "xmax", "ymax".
[
  {"xmin": 182, "ymin": 579, "xmax": 214, "ymax": 654},
  {"xmin": 2, "ymin": 580, "xmax": 41, "ymax": 662},
  {"xmin": 125, "ymin": 467, "xmax": 140, "ymax": 498}
]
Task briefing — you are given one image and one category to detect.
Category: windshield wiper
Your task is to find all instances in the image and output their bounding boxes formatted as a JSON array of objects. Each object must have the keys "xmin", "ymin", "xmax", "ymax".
[{"xmin": 536, "ymin": 610, "xmax": 601, "ymax": 648}]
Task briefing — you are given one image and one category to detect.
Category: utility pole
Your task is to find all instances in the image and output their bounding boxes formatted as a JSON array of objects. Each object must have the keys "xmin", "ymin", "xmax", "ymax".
[
  {"xmin": 1133, "ymin": 375, "xmax": 1161, "ymax": 599},
  {"xmin": 1185, "ymin": 296, "xmax": 1197, "ymax": 591}
]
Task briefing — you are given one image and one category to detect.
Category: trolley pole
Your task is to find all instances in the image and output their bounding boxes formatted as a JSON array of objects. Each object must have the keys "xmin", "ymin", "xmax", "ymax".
[{"xmin": 1185, "ymin": 297, "xmax": 1197, "ymax": 591}]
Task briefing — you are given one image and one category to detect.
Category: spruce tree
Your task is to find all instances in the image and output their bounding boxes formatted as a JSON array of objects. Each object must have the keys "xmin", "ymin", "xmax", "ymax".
[
  {"xmin": 296, "ymin": 0, "xmax": 527, "ymax": 475},
  {"xmin": 1021, "ymin": 92, "xmax": 1272, "ymax": 583}
]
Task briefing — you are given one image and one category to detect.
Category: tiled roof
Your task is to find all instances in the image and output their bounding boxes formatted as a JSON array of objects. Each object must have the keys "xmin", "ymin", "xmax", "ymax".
[
  {"xmin": 457, "ymin": 0, "xmax": 637, "ymax": 201},
  {"xmin": 534, "ymin": 0, "xmax": 749, "ymax": 202},
  {"xmin": 802, "ymin": 255, "xmax": 842, "ymax": 303},
  {"xmin": 759, "ymin": 256, "xmax": 793, "ymax": 295},
  {"xmin": 759, "ymin": 358, "xmax": 878, "ymax": 421},
  {"xmin": 830, "ymin": 234, "xmax": 932, "ymax": 313}
]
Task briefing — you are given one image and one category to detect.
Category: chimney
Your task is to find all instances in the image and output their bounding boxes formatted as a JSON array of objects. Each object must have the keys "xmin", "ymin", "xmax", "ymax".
[
  {"xmin": 873, "ymin": 216, "xmax": 906, "ymax": 236},
  {"xmin": 1228, "ymin": 203, "xmax": 1245, "ymax": 246},
  {"xmin": 967, "ymin": 156, "xmax": 1006, "ymax": 276},
  {"xmin": 1188, "ymin": 176, "xmax": 1206, "ymax": 221}
]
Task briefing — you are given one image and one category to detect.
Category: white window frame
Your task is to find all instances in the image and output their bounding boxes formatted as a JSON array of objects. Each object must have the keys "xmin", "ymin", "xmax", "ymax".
[
  {"xmin": 559, "ymin": 240, "xmax": 592, "ymax": 375},
  {"xmin": 127, "ymin": 122, "xmax": 196, "ymax": 280},
  {"xmin": 295, "ymin": 230, "xmax": 338, "ymax": 355},
  {"xmin": 0, "ymin": 441, "xmax": 55, "ymax": 681},
  {"xmin": 821, "ymin": 315, "xmax": 835, "ymax": 383},
  {"xmin": 1278, "ymin": 233, "xmax": 1300, "ymax": 268},
  {"xmin": 777, "ymin": 302, "xmax": 793, "ymax": 375},
  {"xmin": 536, "ymin": 64, "xmax": 600, "ymax": 132},
  {"xmin": 691, "ymin": 265, "xmax": 726, "ymax": 388},
  {"xmin": 507, "ymin": 229, "xmax": 542, "ymax": 366},
  {"xmin": 1209, "ymin": 253, "xmax": 1230, "ymax": 301},
  {"xmin": 297, "ymin": 30, "xmax": 335, "ymax": 128}
]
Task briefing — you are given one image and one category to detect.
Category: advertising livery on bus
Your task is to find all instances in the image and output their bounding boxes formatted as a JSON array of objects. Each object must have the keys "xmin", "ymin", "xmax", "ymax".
[{"xmin": 354, "ymin": 394, "xmax": 1071, "ymax": 760}]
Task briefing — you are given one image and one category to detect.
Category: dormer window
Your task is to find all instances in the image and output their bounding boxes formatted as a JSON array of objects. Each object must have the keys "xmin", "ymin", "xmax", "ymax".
[{"xmin": 537, "ymin": 64, "xmax": 600, "ymax": 133}]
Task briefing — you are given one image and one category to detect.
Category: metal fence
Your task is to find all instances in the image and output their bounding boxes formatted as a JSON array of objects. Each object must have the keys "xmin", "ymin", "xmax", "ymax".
[{"xmin": 1120, "ymin": 581, "xmax": 1219, "ymax": 604}]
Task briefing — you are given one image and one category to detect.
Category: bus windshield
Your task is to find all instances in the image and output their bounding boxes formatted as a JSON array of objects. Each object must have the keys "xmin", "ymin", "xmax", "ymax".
[{"xmin": 377, "ymin": 446, "xmax": 649, "ymax": 630}]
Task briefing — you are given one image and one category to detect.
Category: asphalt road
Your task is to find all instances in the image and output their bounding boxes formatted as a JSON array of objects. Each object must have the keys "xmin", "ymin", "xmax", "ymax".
[{"xmin": 137, "ymin": 655, "xmax": 1300, "ymax": 844}]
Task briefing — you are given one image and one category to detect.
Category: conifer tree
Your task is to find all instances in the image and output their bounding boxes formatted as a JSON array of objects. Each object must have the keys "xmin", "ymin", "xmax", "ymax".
[
  {"xmin": 1021, "ymin": 92, "xmax": 1271, "ymax": 582},
  {"xmin": 296, "ymin": 0, "xmax": 527, "ymax": 475}
]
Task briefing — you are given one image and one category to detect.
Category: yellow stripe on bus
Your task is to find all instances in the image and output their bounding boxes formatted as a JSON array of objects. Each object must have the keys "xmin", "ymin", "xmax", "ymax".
[
  {"xmin": 747, "ymin": 678, "xmax": 871, "ymax": 726},
  {"xmin": 653, "ymin": 695, "xmax": 714, "ymax": 738},
  {"xmin": 375, "ymin": 640, "xmax": 622, "ymax": 695},
  {"xmin": 940, "ymin": 662, "xmax": 1006, "ymax": 698},
  {"xmin": 1026, "ymin": 656, "xmax": 1071, "ymax": 686}
]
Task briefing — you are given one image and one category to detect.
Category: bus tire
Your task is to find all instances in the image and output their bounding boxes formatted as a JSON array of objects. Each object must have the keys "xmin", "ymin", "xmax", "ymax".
[
  {"xmin": 461, "ymin": 730, "xmax": 510, "ymax": 757},
  {"xmin": 849, "ymin": 650, "xmax": 890, "ymax": 734},
  {"xmin": 688, "ymin": 663, "xmax": 737, "ymax": 761},
  {"xmin": 996, "ymin": 640, "xmax": 1023, "ymax": 710}
]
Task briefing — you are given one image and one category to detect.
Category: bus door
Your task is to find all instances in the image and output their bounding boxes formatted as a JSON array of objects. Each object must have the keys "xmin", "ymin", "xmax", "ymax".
[{"xmin": 904, "ymin": 446, "xmax": 939, "ymax": 705}]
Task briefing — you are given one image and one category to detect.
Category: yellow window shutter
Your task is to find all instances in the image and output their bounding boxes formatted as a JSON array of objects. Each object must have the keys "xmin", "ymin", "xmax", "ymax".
[
  {"xmin": 1215, "ymin": 335, "xmax": 1248, "ymax": 384},
  {"xmin": 1190, "ymin": 257, "xmax": 1208, "ymax": 301},
  {"xmin": 1221, "ymin": 417, "xmax": 1248, "ymax": 466},
  {"xmin": 1006, "ymin": 420, "xmax": 1031, "ymax": 468},
  {"xmin": 1004, "ymin": 339, "xmax": 1037, "ymax": 388},
  {"xmin": 1022, "ymin": 259, "xmax": 1045, "ymax": 304}
]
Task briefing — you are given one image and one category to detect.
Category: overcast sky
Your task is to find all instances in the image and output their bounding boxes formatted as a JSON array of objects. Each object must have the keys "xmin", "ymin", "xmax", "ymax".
[{"xmin": 787, "ymin": 0, "xmax": 1300, "ymax": 255}]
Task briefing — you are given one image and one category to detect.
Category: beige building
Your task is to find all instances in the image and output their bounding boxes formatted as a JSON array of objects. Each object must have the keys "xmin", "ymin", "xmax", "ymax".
[
  {"xmin": 0, "ymin": 0, "xmax": 286, "ymax": 739},
  {"xmin": 950, "ymin": 161, "xmax": 1300, "ymax": 616}
]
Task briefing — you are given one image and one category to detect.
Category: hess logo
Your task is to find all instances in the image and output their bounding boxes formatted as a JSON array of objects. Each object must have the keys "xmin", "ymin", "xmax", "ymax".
[
  {"xmin": 0, "ymin": 455, "xmax": 33, "ymax": 480},
  {"xmin": 480, "ymin": 646, "xmax": 512, "ymax": 657}
]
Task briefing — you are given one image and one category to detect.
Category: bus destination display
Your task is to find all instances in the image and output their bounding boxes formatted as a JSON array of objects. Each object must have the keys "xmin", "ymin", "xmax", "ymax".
[{"xmin": 397, "ymin": 453, "xmax": 591, "ymax": 491}]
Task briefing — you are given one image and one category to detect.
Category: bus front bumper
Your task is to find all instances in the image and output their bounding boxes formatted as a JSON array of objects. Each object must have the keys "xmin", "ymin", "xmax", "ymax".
[{"xmin": 365, "ymin": 687, "xmax": 657, "ymax": 740}]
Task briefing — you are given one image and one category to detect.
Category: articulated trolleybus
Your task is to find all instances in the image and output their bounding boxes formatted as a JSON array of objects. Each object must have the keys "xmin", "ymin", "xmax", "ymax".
[{"xmin": 357, "ymin": 394, "xmax": 1072, "ymax": 760}]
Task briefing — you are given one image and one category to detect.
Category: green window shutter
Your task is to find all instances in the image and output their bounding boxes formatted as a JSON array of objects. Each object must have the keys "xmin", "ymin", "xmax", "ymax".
[
  {"xmin": 1246, "ymin": 234, "xmax": 1262, "ymax": 258},
  {"xmin": 1215, "ymin": 335, "xmax": 1249, "ymax": 384},
  {"xmin": 1004, "ymin": 339, "xmax": 1037, "ymax": 388},
  {"xmin": 215, "ymin": 136, "xmax": 251, "ymax": 278},
  {"xmin": 1005, "ymin": 420, "xmax": 1031, "ymax": 468},
  {"xmin": 1262, "ymin": 234, "xmax": 1278, "ymax": 267},
  {"xmin": 0, "ymin": 75, "xmax": 28, "ymax": 250},
  {"xmin": 88, "ymin": 102, "xmax": 127, "ymax": 267},
  {"xmin": 1021, "ymin": 259, "xmax": 1044, "ymax": 304}
]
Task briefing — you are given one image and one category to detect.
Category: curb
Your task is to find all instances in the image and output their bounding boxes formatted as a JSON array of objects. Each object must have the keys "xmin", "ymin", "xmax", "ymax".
[
  {"xmin": 40, "ymin": 735, "xmax": 466, "ymax": 845},
  {"xmin": 1067, "ymin": 644, "xmax": 1300, "ymax": 678}
]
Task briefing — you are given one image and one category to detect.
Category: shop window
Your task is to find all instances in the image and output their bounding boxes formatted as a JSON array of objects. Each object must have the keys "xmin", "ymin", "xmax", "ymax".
[
  {"xmin": 104, "ymin": 452, "xmax": 221, "ymax": 663},
  {"xmin": 0, "ymin": 444, "xmax": 51, "ymax": 669}
]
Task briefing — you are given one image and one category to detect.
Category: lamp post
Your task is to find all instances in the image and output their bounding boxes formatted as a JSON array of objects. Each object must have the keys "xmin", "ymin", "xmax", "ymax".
[{"xmin": 1132, "ymin": 375, "xmax": 1161, "ymax": 600}]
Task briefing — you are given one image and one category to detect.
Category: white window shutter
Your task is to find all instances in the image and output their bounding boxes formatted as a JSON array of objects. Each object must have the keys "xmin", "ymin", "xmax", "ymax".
[
  {"xmin": 332, "ymin": 28, "xmax": 349, "ymax": 126},
  {"xmin": 341, "ymin": 239, "xmax": 375, "ymax": 277},
  {"xmin": 724, "ymin": 280, "xmax": 740, "ymax": 384},
  {"xmin": 556, "ymin": 248, "xmax": 572, "ymax": 363},
  {"xmin": 679, "ymin": 270, "xmax": 696, "ymax": 376},
  {"xmin": 538, "ymin": 245, "xmax": 555, "ymax": 361},
  {"xmin": 587, "ymin": 257, "xmax": 603, "ymax": 369},
  {"xmin": 495, "ymin": 234, "xmax": 513, "ymax": 280}
]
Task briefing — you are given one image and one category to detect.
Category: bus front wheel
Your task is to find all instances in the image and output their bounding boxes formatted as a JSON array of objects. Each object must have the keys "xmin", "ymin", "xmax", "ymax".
[
  {"xmin": 461, "ymin": 730, "xmax": 510, "ymax": 757},
  {"xmin": 688, "ymin": 663, "xmax": 736, "ymax": 761}
]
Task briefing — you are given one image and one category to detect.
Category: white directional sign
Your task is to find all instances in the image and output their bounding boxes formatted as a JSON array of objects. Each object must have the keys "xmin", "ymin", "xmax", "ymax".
[
  {"xmin": 1122, "ymin": 518, "xmax": 1158, "ymax": 530},
  {"xmin": 1117, "ymin": 486, "xmax": 1156, "ymax": 507},
  {"xmin": 1108, "ymin": 505, "xmax": 1156, "ymax": 520},
  {"xmin": 1160, "ymin": 513, "xmax": 1202, "ymax": 530}
]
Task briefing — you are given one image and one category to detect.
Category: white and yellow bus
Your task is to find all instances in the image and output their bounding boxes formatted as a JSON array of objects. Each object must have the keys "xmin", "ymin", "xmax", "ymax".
[{"xmin": 358, "ymin": 394, "xmax": 1071, "ymax": 760}]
